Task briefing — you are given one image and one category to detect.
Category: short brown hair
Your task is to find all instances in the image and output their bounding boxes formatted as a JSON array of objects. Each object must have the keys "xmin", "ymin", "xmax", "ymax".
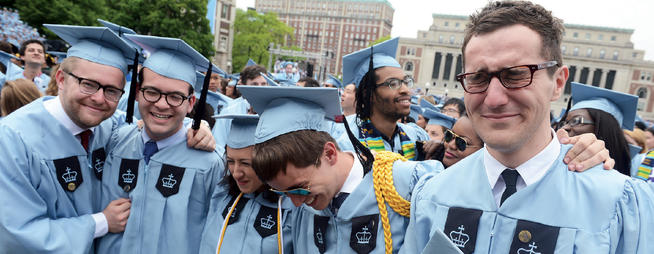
[
  {"xmin": 462, "ymin": 1, "xmax": 564, "ymax": 75},
  {"xmin": 1, "ymin": 79, "xmax": 43, "ymax": 116},
  {"xmin": 239, "ymin": 65, "xmax": 267, "ymax": 84},
  {"xmin": 19, "ymin": 39, "xmax": 45, "ymax": 57},
  {"xmin": 252, "ymin": 130, "xmax": 339, "ymax": 182}
]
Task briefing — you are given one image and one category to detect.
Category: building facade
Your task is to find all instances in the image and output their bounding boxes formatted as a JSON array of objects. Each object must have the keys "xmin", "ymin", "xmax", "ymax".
[
  {"xmin": 209, "ymin": 0, "xmax": 237, "ymax": 73},
  {"xmin": 399, "ymin": 14, "xmax": 654, "ymax": 119},
  {"xmin": 255, "ymin": 0, "xmax": 394, "ymax": 77}
]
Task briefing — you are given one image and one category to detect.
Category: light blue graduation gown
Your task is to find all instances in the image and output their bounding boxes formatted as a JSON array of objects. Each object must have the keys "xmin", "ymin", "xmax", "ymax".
[
  {"xmin": 212, "ymin": 97, "xmax": 250, "ymax": 153},
  {"xmin": 337, "ymin": 114, "xmax": 430, "ymax": 154},
  {"xmin": 290, "ymin": 159, "xmax": 442, "ymax": 253},
  {"xmin": 116, "ymin": 82, "xmax": 142, "ymax": 120},
  {"xmin": 96, "ymin": 126, "xmax": 224, "ymax": 254},
  {"xmin": 0, "ymin": 96, "xmax": 119, "ymax": 254},
  {"xmin": 402, "ymin": 145, "xmax": 654, "ymax": 253},
  {"xmin": 199, "ymin": 189, "xmax": 294, "ymax": 254}
]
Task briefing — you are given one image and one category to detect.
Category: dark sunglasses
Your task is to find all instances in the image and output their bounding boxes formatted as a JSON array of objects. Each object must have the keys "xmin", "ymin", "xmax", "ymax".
[{"xmin": 444, "ymin": 129, "xmax": 480, "ymax": 151}]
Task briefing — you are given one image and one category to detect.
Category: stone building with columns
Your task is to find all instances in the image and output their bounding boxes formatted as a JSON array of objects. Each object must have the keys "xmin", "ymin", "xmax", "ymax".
[{"xmin": 398, "ymin": 13, "xmax": 654, "ymax": 119}]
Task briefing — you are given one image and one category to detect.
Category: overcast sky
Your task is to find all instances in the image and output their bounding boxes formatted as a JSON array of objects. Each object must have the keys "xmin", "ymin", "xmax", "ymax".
[{"xmin": 237, "ymin": 0, "xmax": 654, "ymax": 60}]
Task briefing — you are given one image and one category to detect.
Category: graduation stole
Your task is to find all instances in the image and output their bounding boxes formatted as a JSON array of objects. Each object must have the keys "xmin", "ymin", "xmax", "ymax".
[
  {"xmin": 636, "ymin": 150, "xmax": 654, "ymax": 181},
  {"xmin": 358, "ymin": 119, "xmax": 416, "ymax": 160},
  {"xmin": 216, "ymin": 193, "xmax": 285, "ymax": 254}
]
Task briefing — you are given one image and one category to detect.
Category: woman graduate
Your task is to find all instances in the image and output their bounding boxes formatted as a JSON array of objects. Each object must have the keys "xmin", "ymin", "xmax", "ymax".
[{"xmin": 200, "ymin": 114, "xmax": 293, "ymax": 254}]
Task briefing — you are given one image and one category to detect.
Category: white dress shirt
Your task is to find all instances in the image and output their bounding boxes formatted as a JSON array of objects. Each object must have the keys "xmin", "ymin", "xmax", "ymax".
[
  {"xmin": 337, "ymin": 152, "xmax": 364, "ymax": 195},
  {"xmin": 484, "ymin": 129, "xmax": 561, "ymax": 207}
]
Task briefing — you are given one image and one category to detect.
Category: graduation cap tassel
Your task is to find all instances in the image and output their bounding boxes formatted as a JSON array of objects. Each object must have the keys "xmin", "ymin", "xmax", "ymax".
[
  {"xmin": 125, "ymin": 51, "xmax": 140, "ymax": 124},
  {"xmin": 342, "ymin": 115, "xmax": 375, "ymax": 174},
  {"xmin": 192, "ymin": 63, "xmax": 212, "ymax": 130},
  {"xmin": 555, "ymin": 97, "xmax": 574, "ymax": 130}
]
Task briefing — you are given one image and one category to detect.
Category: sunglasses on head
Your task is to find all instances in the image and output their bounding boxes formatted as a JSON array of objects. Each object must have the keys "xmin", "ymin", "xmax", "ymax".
[
  {"xmin": 269, "ymin": 187, "xmax": 311, "ymax": 196},
  {"xmin": 444, "ymin": 129, "xmax": 480, "ymax": 151}
]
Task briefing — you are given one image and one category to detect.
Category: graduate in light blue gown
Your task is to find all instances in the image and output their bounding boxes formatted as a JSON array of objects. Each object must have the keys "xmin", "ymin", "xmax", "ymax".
[
  {"xmin": 422, "ymin": 108, "xmax": 456, "ymax": 143},
  {"xmin": 10, "ymin": 40, "xmax": 51, "ymax": 93},
  {"xmin": 0, "ymin": 24, "xmax": 137, "ymax": 254},
  {"xmin": 0, "ymin": 50, "xmax": 22, "ymax": 88},
  {"xmin": 237, "ymin": 85, "xmax": 444, "ymax": 253},
  {"xmin": 200, "ymin": 114, "xmax": 294, "ymax": 254},
  {"xmin": 337, "ymin": 38, "xmax": 429, "ymax": 158},
  {"xmin": 402, "ymin": 2, "xmax": 654, "ymax": 253},
  {"xmin": 96, "ymin": 34, "xmax": 224, "ymax": 254}
]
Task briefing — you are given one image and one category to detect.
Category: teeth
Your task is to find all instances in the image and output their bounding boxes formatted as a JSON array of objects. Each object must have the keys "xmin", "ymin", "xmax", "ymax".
[
  {"xmin": 152, "ymin": 113, "xmax": 171, "ymax": 119},
  {"xmin": 305, "ymin": 196, "xmax": 315, "ymax": 205}
]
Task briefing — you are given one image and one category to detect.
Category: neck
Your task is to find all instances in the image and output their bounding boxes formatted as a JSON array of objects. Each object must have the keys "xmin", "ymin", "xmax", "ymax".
[
  {"xmin": 333, "ymin": 151, "xmax": 355, "ymax": 194},
  {"xmin": 487, "ymin": 123, "xmax": 553, "ymax": 168},
  {"xmin": 145, "ymin": 124, "xmax": 183, "ymax": 142},
  {"xmin": 343, "ymin": 107, "xmax": 355, "ymax": 117},
  {"xmin": 23, "ymin": 63, "xmax": 41, "ymax": 80},
  {"xmin": 369, "ymin": 111, "xmax": 398, "ymax": 139}
]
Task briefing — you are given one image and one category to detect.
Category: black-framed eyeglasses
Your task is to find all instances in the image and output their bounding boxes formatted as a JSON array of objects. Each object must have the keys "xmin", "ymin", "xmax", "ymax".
[
  {"xmin": 64, "ymin": 71, "xmax": 125, "ymax": 102},
  {"xmin": 444, "ymin": 129, "xmax": 480, "ymax": 151},
  {"xmin": 139, "ymin": 87, "xmax": 190, "ymax": 107},
  {"xmin": 560, "ymin": 115, "xmax": 594, "ymax": 128},
  {"xmin": 376, "ymin": 76, "xmax": 414, "ymax": 90},
  {"xmin": 456, "ymin": 61, "xmax": 559, "ymax": 94}
]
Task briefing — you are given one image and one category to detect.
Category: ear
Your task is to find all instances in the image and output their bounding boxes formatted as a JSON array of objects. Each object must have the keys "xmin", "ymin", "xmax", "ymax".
[
  {"xmin": 323, "ymin": 141, "xmax": 338, "ymax": 166},
  {"xmin": 551, "ymin": 66, "xmax": 569, "ymax": 101},
  {"xmin": 187, "ymin": 94, "xmax": 197, "ymax": 114},
  {"xmin": 55, "ymin": 68, "xmax": 65, "ymax": 91}
]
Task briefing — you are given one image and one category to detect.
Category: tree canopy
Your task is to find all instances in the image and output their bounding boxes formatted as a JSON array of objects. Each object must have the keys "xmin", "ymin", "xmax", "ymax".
[{"xmin": 232, "ymin": 9, "xmax": 295, "ymax": 73}]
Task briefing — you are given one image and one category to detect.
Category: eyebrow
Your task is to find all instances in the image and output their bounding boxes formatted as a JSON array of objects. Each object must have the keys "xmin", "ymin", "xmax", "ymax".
[{"xmin": 285, "ymin": 181, "xmax": 309, "ymax": 191}]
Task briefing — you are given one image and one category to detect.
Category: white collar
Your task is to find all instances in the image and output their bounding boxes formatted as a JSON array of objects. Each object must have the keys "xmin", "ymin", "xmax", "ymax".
[
  {"xmin": 141, "ymin": 126, "xmax": 187, "ymax": 151},
  {"xmin": 44, "ymin": 96, "xmax": 94, "ymax": 136},
  {"xmin": 485, "ymin": 128, "xmax": 560, "ymax": 188},
  {"xmin": 338, "ymin": 152, "xmax": 364, "ymax": 194}
]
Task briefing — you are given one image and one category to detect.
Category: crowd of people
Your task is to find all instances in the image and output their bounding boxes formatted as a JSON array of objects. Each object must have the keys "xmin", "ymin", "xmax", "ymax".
[
  {"xmin": 0, "ymin": 7, "xmax": 43, "ymax": 51},
  {"xmin": 1, "ymin": 1, "xmax": 654, "ymax": 254}
]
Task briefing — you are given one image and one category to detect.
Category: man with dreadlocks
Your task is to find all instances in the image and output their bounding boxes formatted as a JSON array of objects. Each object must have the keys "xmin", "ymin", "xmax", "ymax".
[{"xmin": 337, "ymin": 38, "xmax": 429, "ymax": 161}]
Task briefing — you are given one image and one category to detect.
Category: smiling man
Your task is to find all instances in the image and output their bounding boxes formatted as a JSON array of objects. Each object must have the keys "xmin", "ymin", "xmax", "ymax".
[
  {"xmin": 402, "ymin": 1, "xmax": 654, "ymax": 253},
  {"xmin": 11, "ymin": 39, "xmax": 50, "ymax": 92},
  {"xmin": 338, "ymin": 38, "xmax": 429, "ymax": 160},
  {"xmin": 96, "ymin": 35, "xmax": 224, "ymax": 254}
]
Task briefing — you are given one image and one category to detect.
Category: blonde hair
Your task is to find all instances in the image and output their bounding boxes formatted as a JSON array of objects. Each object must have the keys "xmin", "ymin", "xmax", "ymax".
[
  {"xmin": 45, "ymin": 64, "xmax": 60, "ymax": 96},
  {"xmin": 1, "ymin": 79, "xmax": 43, "ymax": 116},
  {"xmin": 624, "ymin": 129, "xmax": 648, "ymax": 153}
]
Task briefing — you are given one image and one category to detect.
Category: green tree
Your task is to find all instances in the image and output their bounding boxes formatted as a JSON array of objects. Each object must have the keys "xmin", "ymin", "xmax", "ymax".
[
  {"xmin": 15, "ymin": 0, "xmax": 108, "ymax": 38},
  {"xmin": 369, "ymin": 35, "xmax": 391, "ymax": 47},
  {"xmin": 105, "ymin": 0, "xmax": 214, "ymax": 58},
  {"xmin": 232, "ymin": 9, "xmax": 294, "ymax": 73}
]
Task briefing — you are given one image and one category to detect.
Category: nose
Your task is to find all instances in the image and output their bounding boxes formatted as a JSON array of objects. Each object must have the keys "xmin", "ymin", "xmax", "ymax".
[
  {"xmin": 89, "ymin": 88, "xmax": 105, "ymax": 103},
  {"xmin": 483, "ymin": 77, "xmax": 509, "ymax": 108},
  {"xmin": 231, "ymin": 165, "xmax": 244, "ymax": 178},
  {"xmin": 154, "ymin": 95, "xmax": 170, "ymax": 109}
]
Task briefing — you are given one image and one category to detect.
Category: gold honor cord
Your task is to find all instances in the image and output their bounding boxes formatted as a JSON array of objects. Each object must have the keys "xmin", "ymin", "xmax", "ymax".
[
  {"xmin": 372, "ymin": 151, "xmax": 411, "ymax": 254},
  {"xmin": 216, "ymin": 192, "xmax": 284, "ymax": 254}
]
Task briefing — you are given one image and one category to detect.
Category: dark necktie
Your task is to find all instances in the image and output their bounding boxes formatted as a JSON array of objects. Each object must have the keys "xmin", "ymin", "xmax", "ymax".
[
  {"xmin": 500, "ymin": 168, "xmax": 520, "ymax": 206},
  {"xmin": 143, "ymin": 140, "xmax": 159, "ymax": 164},
  {"xmin": 79, "ymin": 130, "xmax": 92, "ymax": 152},
  {"xmin": 330, "ymin": 193, "xmax": 349, "ymax": 214}
]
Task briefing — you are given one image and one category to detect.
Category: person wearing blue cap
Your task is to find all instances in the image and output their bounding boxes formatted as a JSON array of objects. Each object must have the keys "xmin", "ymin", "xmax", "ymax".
[
  {"xmin": 238, "ymin": 85, "xmax": 444, "ymax": 253},
  {"xmin": 408, "ymin": 104, "xmax": 423, "ymax": 128},
  {"xmin": 323, "ymin": 74, "xmax": 342, "ymax": 89},
  {"xmin": 275, "ymin": 61, "xmax": 299, "ymax": 83},
  {"xmin": 560, "ymin": 82, "xmax": 638, "ymax": 177},
  {"xmin": 402, "ymin": 2, "xmax": 654, "ymax": 253},
  {"xmin": 200, "ymin": 114, "xmax": 294, "ymax": 254},
  {"xmin": 96, "ymin": 34, "xmax": 224, "ymax": 254},
  {"xmin": 338, "ymin": 37, "xmax": 430, "ymax": 160},
  {"xmin": 422, "ymin": 108, "xmax": 456, "ymax": 142},
  {"xmin": 8, "ymin": 39, "xmax": 51, "ymax": 93},
  {"xmin": 0, "ymin": 24, "xmax": 138, "ymax": 254}
]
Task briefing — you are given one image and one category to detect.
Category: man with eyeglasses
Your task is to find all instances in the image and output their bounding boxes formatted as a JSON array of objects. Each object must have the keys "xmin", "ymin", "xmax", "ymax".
[
  {"xmin": 402, "ymin": 1, "xmax": 654, "ymax": 253},
  {"xmin": 95, "ymin": 34, "xmax": 223, "ymax": 254},
  {"xmin": 338, "ymin": 37, "xmax": 431, "ymax": 160}
]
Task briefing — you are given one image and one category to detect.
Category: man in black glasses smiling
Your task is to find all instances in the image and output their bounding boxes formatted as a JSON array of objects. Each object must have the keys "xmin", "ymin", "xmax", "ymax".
[{"xmin": 403, "ymin": 1, "xmax": 654, "ymax": 253}]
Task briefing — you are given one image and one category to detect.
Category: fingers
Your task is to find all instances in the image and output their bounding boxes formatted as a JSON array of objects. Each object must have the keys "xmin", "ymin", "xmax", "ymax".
[
  {"xmin": 570, "ymin": 148, "xmax": 611, "ymax": 172},
  {"xmin": 556, "ymin": 128, "xmax": 570, "ymax": 144},
  {"xmin": 562, "ymin": 133, "xmax": 596, "ymax": 164},
  {"xmin": 603, "ymin": 158, "xmax": 616, "ymax": 170},
  {"xmin": 186, "ymin": 129, "xmax": 199, "ymax": 147}
]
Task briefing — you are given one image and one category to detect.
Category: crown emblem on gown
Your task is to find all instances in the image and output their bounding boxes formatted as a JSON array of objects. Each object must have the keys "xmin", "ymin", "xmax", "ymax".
[
  {"xmin": 122, "ymin": 169, "xmax": 135, "ymax": 183},
  {"xmin": 162, "ymin": 174, "xmax": 177, "ymax": 188},
  {"xmin": 356, "ymin": 226, "xmax": 372, "ymax": 244},
  {"xmin": 62, "ymin": 167, "xmax": 77, "ymax": 183},
  {"xmin": 316, "ymin": 228, "xmax": 324, "ymax": 244},
  {"xmin": 94, "ymin": 158, "xmax": 104, "ymax": 172},
  {"xmin": 517, "ymin": 242, "xmax": 541, "ymax": 254},
  {"xmin": 260, "ymin": 214, "xmax": 275, "ymax": 229},
  {"xmin": 449, "ymin": 225, "xmax": 470, "ymax": 248}
]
